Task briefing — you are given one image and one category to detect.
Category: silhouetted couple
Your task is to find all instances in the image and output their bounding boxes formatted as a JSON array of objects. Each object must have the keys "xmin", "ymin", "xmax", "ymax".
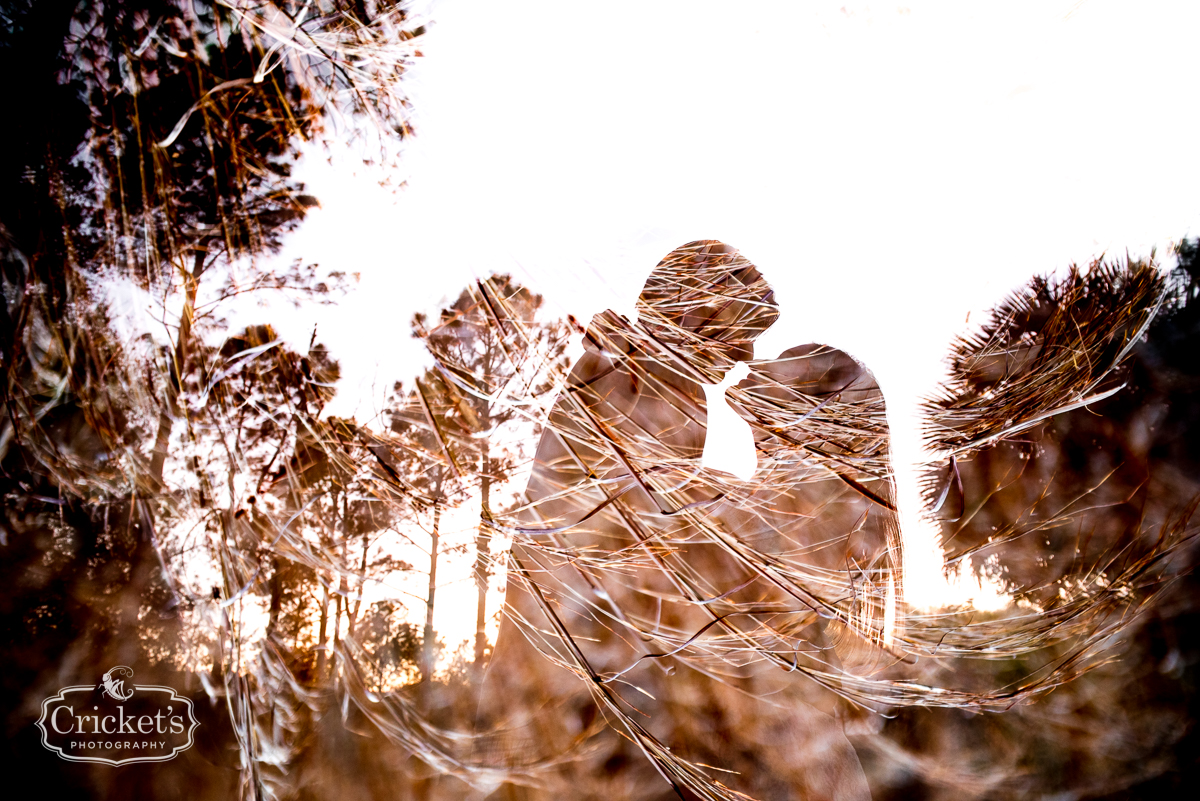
[{"xmin": 479, "ymin": 240, "xmax": 897, "ymax": 800}]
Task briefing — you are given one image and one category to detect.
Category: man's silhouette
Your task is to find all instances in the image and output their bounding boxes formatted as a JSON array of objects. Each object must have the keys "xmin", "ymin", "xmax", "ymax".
[
  {"xmin": 475, "ymin": 242, "xmax": 778, "ymax": 775},
  {"xmin": 509, "ymin": 244, "xmax": 774, "ymax": 628}
]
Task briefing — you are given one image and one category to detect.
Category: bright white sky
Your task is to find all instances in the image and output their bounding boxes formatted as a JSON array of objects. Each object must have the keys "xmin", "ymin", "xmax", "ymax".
[{"xmin": 216, "ymin": 0, "xmax": 1200, "ymax": 633}]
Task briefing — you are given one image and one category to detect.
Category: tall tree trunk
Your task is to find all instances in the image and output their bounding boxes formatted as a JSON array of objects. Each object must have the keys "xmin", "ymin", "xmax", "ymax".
[
  {"xmin": 421, "ymin": 468, "xmax": 443, "ymax": 696},
  {"xmin": 148, "ymin": 248, "xmax": 204, "ymax": 487},
  {"xmin": 330, "ymin": 492, "xmax": 350, "ymax": 681},
  {"xmin": 349, "ymin": 527, "xmax": 369, "ymax": 637},
  {"xmin": 316, "ymin": 582, "xmax": 329, "ymax": 680},
  {"xmin": 473, "ymin": 428, "xmax": 492, "ymax": 674},
  {"xmin": 331, "ymin": 592, "xmax": 343, "ymax": 681},
  {"xmin": 316, "ymin": 488, "xmax": 338, "ymax": 681}
]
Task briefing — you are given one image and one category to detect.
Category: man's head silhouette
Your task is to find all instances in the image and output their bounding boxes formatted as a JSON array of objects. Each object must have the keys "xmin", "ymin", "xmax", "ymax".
[{"xmin": 635, "ymin": 240, "xmax": 778, "ymax": 381}]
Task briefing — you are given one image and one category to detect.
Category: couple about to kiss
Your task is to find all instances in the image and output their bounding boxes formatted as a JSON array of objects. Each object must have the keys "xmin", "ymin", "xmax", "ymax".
[{"xmin": 472, "ymin": 240, "xmax": 898, "ymax": 800}]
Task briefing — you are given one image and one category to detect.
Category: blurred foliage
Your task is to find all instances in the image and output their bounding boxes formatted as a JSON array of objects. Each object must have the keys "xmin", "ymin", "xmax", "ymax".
[{"xmin": 1, "ymin": 1, "xmax": 1199, "ymax": 799}]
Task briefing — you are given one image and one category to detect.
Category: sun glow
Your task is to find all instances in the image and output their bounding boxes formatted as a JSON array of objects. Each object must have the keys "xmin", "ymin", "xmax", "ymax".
[{"xmin": 226, "ymin": 0, "xmax": 1199, "ymax": 627}]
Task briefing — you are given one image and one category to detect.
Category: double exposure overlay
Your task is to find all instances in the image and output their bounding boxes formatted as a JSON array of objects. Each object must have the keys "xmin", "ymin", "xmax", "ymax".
[{"xmin": 2, "ymin": 3, "xmax": 1199, "ymax": 800}]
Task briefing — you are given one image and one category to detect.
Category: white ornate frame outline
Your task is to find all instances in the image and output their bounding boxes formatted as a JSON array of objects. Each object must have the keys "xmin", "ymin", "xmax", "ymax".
[{"xmin": 36, "ymin": 683, "xmax": 200, "ymax": 766}]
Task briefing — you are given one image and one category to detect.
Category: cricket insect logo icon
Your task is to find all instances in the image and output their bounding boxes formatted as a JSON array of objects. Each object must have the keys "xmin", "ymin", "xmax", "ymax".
[{"xmin": 100, "ymin": 666, "xmax": 134, "ymax": 702}]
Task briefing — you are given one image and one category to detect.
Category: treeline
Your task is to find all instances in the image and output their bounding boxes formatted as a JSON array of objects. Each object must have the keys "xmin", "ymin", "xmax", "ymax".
[{"xmin": 0, "ymin": 2, "xmax": 568, "ymax": 798}]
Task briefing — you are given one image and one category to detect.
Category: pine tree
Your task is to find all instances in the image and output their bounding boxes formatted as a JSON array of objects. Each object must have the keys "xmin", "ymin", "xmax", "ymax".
[{"xmin": 414, "ymin": 275, "xmax": 571, "ymax": 673}]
